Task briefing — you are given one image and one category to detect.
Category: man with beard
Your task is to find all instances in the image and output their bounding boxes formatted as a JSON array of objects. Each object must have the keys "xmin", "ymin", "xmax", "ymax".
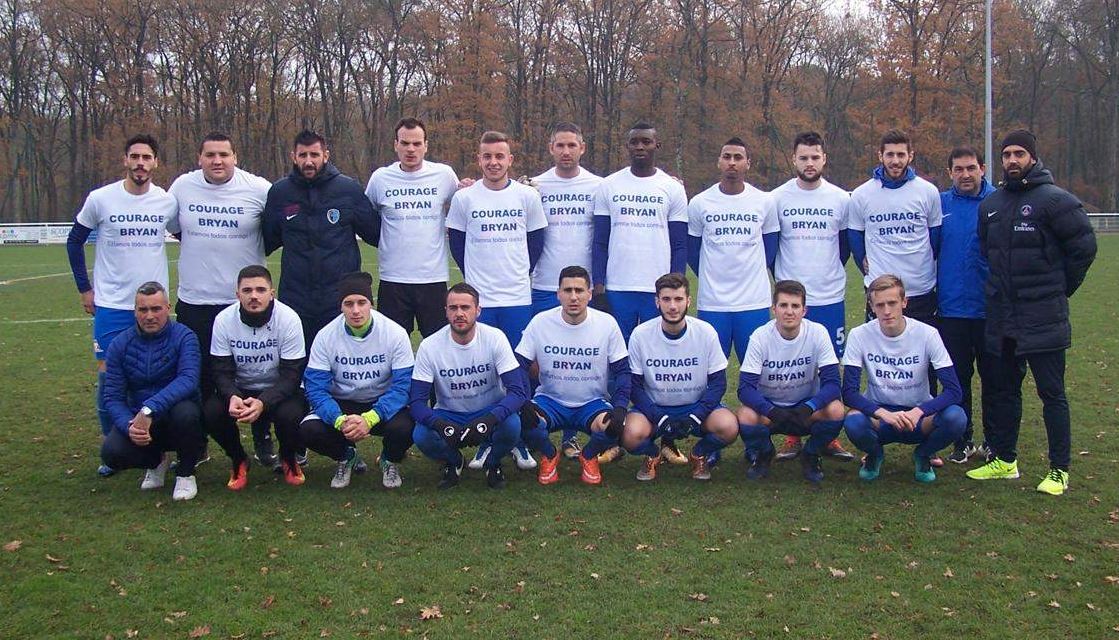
[
  {"xmin": 67, "ymin": 134, "xmax": 178, "ymax": 476},
  {"xmin": 769, "ymin": 131, "xmax": 855, "ymax": 462},
  {"xmin": 262, "ymin": 130, "xmax": 380, "ymax": 350},
  {"xmin": 967, "ymin": 130, "xmax": 1096, "ymax": 495}
]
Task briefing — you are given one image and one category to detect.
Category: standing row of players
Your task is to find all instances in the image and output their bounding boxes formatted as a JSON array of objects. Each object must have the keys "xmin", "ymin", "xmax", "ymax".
[{"xmin": 70, "ymin": 121, "xmax": 1095, "ymax": 498}]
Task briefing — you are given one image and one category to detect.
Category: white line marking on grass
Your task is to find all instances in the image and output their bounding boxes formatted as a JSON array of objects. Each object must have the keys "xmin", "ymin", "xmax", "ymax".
[
  {"xmin": 0, "ymin": 271, "xmax": 71, "ymax": 286},
  {"xmin": 3, "ymin": 317, "xmax": 90, "ymax": 324}
]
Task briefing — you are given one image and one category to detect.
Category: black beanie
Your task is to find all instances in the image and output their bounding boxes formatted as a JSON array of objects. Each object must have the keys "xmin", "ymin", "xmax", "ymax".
[
  {"xmin": 1001, "ymin": 129, "xmax": 1037, "ymax": 159},
  {"xmin": 337, "ymin": 271, "xmax": 374, "ymax": 304}
]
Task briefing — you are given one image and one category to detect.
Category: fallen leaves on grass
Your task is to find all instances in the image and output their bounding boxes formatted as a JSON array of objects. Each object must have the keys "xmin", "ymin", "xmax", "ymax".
[
  {"xmin": 260, "ymin": 595, "xmax": 275, "ymax": 610},
  {"xmin": 828, "ymin": 567, "xmax": 847, "ymax": 579},
  {"xmin": 784, "ymin": 555, "xmax": 796, "ymax": 565},
  {"xmin": 46, "ymin": 553, "xmax": 63, "ymax": 563},
  {"xmin": 590, "ymin": 572, "xmax": 600, "ymax": 580},
  {"xmin": 943, "ymin": 567, "xmax": 954, "ymax": 578},
  {"xmin": 188, "ymin": 625, "xmax": 210, "ymax": 637},
  {"xmin": 419, "ymin": 605, "xmax": 443, "ymax": 620},
  {"xmin": 393, "ymin": 598, "xmax": 405, "ymax": 605},
  {"xmin": 1105, "ymin": 576, "xmax": 1119, "ymax": 585},
  {"xmin": 688, "ymin": 593, "xmax": 709, "ymax": 602},
  {"xmin": 3, "ymin": 540, "xmax": 21, "ymax": 552},
  {"xmin": 1048, "ymin": 600, "xmax": 1061, "ymax": 609}
]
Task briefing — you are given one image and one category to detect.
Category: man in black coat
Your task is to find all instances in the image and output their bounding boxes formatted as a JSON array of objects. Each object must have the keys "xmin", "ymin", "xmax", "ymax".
[
  {"xmin": 263, "ymin": 130, "xmax": 380, "ymax": 349},
  {"xmin": 967, "ymin": 129, "xmax": 1097, "ymax": 495}
]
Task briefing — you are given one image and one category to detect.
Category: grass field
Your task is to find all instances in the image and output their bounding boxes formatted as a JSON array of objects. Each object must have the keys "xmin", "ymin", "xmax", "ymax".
[{"xmin": 1, "ymin": 240, "xmax": 1117, "ymax": 639}]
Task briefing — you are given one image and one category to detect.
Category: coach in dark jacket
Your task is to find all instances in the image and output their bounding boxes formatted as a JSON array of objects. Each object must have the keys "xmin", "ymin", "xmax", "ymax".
[
  {"xmin": 262, "ymin": 130, "xmax": 379, "ymax": 349},
  {"xmin": 968, "ymin": 129, "xmax": 1097, "ymax": 495},
  {"xmin": 101, "ymin": 281, "xmax": 206, "ymax": 500}
]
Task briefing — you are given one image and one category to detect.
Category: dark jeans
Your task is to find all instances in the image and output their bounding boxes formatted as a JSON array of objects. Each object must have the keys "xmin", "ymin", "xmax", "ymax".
[
  {"xmin": 174, "ymin": 301, "xmax": 226, "ymax": 399},
  {"xmin": 937, "ymin": 317, "xmax": 993, "ymax": 447},
  {"xmin": 377, "ymin": 280, "xmax": 448, "ymax": 338},
  {"xmin": 985, "ymin": 340, "xmax": 1070, "ymax": 470},
  {"xmin": 204, "ymin": 393, "xmax": 306, "ymax": 465},
  {"xmin": 101, "ymin": 399, "xmax": 206, "ymax": 476},
  {"xmin": 299, "ymin": 400, "xmax": 414, "ymax": 463}
]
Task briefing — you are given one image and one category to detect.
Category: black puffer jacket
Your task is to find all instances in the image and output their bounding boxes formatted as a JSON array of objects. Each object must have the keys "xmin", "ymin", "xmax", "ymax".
[
  {"xmin": 978, "ymin": 161, "xmax": 1096, "ymax": 355},
  {"xmin": 262, "ymin": 163, "xmax": 379, "ymax": 334}
]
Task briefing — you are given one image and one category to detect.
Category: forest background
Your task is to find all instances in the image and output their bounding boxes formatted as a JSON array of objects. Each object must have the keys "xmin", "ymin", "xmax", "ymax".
[{"xmin": 1, "ymin": 0, "xmax": 1117, "ymax": 221}]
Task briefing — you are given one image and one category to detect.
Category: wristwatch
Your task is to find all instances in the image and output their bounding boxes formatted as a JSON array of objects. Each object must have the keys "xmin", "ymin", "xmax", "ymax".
[{"xmin": 141, "ymin": 406, "xmax": 153, "ymax": 417}]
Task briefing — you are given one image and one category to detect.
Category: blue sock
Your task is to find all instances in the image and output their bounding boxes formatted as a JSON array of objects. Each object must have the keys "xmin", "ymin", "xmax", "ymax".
[
  {"xmin": 521, "ymin": 422, "xmax": 557, "ymax": 458},
  {"xmin": 582, "ymin": 431, "xmax": 614, "ymax": 459},
  {"xmin": 739, "ymin": 423, "xmax": 773, "ymax": 457},
  {"xmin": 630, "ymin": 438, "xmax": 660, "ymax": 457},
  {"xmin": 804, "ymin": 420, "xmax": 843, "ymax": 455},
  {"xmin": 916, "ymin": 405, "xmax": 967, "ymax": 459},
  {"xmin": 692, "ymin": 433, "xmax": 729, "ymax": 458},
  {"xmin": 96, "ymin": 370, "xmax": 111, "ymax": 436},
  {"xmin": 562, "ymin": 428, "xmax": 578, "ymax": 443}
]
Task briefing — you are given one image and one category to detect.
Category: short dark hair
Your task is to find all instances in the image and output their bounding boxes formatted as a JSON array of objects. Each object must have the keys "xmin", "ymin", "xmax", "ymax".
[
  {"xmin": 395, "ymin": 117, "xmax": 426, "ymax": 140},
  {"xmin": 793, "ymin": 131, "xmax": 825, "ymax": 153},
  {"xmin": 447, "ymin": 282, "xmax": 480, "ymax": 305},
  {"xmin": 558, "ymin": 265, "xmax": 591, "ymax": 289},
  {"xmin": 293, "ymin": 129, "xmax": 327, "ymax": 149},
  {"xmin": 135, "ymin": 281, "xmax": 167, "ymax": 297},
  {"xmin": 772, "ymin": 280, "xmax": 807, "ymax": 306},
  {"xmin": 480, "ymin": 130, "xmax": 511, "ymax": 145},
  {"xmin": 550, "ymin": 122, "xmax": 583, "ymax": 142},
  {"xmin": 125, "ymin": 134, "xmax": 159, "ymax": 157},
  {"xmin": 629, "ymin": 121, "xmax": 655, "ymax": 132},
  {"xmin": 237, "ymin": 265, "xmax": 273, "ymax": 286},
  {"xmin": 879, "ymin": 129, "xmax": 911, "ymax": 153},
  {"xmin": 723, "ymin": 137, "xmax": 749, "ymax": 155},
  {"xmin": 199, "ymin": 132, "xmax": 234, "ymax": 154},
  {"xmin": 654, "ymin": 272, "xmax": 689, "ymax": 296},
  {"xmin": 947, "ymin": 146, "xmax": 984, "ymax": 168}
]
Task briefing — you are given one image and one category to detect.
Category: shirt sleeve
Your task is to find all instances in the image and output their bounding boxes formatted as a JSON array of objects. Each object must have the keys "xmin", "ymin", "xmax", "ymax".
[
  {"xmin": 926, "ymin": 182, "xmax": 944, "ymax": 227},
  {"xmin": 209, "ymin": 315, "xmax": 232, "ymax": 357},
  {"xmin": 390, "ymin": 328, "xmax": 416, "ymax": 369},
  {"xmin": 815, "ymin": 324, "xmax": 840, "ymax": 367},
  {"xmin": 306, "ymin": 328, "xmax": 331, "ymax": 372},
  {"xmin": 842, "ymin": 325, "xmax": 865, "ymax": 368},
  {"xmin": 705, "ymin": 325, "xmax": 729, "ymax": 374},
  {"xmin": 74, "ymin": 191, "xmax": 101, "ymax": 229},
  {"xmin": 165, "ymin": 180, "xmax": 182, "ymax": 234},
  {"xmin": 741, "ymin": 328, "xmax": 765, "ymax": 375},
  {"xmin": 687, "ymin": 196, "xmax": 704, "ymax": 238},
  {"xmin": 837, "ymin": 191, "xmax": 850, "ymax": 231},
  {"xmin": 493, "ymin": 330, "xmax": 520, "ymax": 376},
  {"xmin": 761, "ymin": 193, "xmax": 780, "ymax": 234},
  {"xmin": 606, "ymin": 317, "xmax": 628, "ymax": 362},
  {"xmin": 628, "ymin": 335, "xmax": 645, "ymax": 376},
  {"xmin": 666, "ymin": 178, "xmax": 689, "ymax": 223},
  {"xmin": 524, "ymin": 188, "xmax": 548, "ymax": 232},
  {"xmin": 846, "ymin": 189, "xmax": 865, "ymax": 231},
  {"xmin": 446, "ymin": 190, "xmax": 467, "ymax": 232},
  {"xmin": 514, "ymin": 317, "xmax": 538, "ymax": 361},
  {"xmin": 279, "ymin": 312, "xmax": 306, "ymax": 360},
  {"xmin": 925, "ymin": 325, "xmax": 953, "ymax": 369}
]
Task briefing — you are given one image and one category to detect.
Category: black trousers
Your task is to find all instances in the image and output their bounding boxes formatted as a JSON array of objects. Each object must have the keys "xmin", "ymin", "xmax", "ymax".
[
  {"xmin": 937, "ymin": 317, "xmax": 993, "ymax": 447},
  {"xmin": 101, "ymin": 399, "xmax": 206, "ymax": 476},
  {"xmin": 985, "ymin": 340, "xmax": 1070, "ymax": 470},
  {"xmin": 299, "ymin": 399, "xmax": 414, "ymax": 463},
  {"xmin": 203, "ymin": 393, "xmax": 307, "ymax": 465},
  {"xmin": 377, "ymin": 280, "xmax": 448, "ymax": 338},
  {"xmin": 174, "ymin": 301, "xmax": 226, "ymax": 400}
]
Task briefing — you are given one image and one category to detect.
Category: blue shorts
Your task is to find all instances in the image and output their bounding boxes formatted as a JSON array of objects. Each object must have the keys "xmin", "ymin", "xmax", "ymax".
[
  {"xmin": 606, "ymin": 290, "xmax": 657, "ymax": 342},
  {"xmin": 93, "ymin": 306, "xmax": 134, "ymax": 360},
  {"xmin": 806, "ymin": 300, "xmax": 846, "ymax": 358},
  {"xmin": 479, "ymin": 305, "xmax": 534, "ymax": 350},
  {"xmin": 638, "ymin": 402, "xmax": 726, "ymax": 439},
  {"xmin": 698, "ymin": 308, "xmax": 770, "ymax": 363},
  {"xmin": 531, "ymin": 288, "xmax": 560, "ymax": 315},
  {"xmin": 533, "ymin": 395, "xmax": 610, "ymax": 434}
]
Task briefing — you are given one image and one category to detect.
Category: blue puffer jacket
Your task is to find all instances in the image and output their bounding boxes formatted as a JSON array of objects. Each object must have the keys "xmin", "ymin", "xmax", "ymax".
[
  {"xmin": 938, "ymin": 180, "xmax": 995, "ymax": 318},
  {"xmin": 102, "ymin": 321, "xmax": 200, "ymax": 434}
]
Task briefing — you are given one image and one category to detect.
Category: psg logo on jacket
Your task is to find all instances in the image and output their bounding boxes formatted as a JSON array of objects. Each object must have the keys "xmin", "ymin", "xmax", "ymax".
[
  {"xmin": 1020, "ymin": 204, "xmax": 1033, "ymax": 217},
  {"xmin": 326, "ymin": 208, "xmax": 340, "ymax": 224}
]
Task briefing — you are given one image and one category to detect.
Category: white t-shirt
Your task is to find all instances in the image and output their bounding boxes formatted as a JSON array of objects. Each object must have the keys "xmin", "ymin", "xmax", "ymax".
[
  {"xmin": 842, "ymin": 317, "xmax": 953, "ymax": 408},
  {"xmin": 306, "ymin": 312, "xmax": 415, "ymax": 403},
  {"xmin": 210, "ymin": 299, "xmax": 305, "ymax": 392},
  {"xmin": 687, "ymin": 182, "xmax": 779, "ymax": 311},
  {"xmin": 531, "ymin": 167, "xmax": 603, "ymax": 291},
  {"xmin": 742, "ymin": 318, "xmax": 839, "ymax": 407},
  {"xmin": 770, "ymin": 178, "xmax": 850, "ymax": 306},
  {"xmin": 365, "ymin": 161, "xmax": 459, "ymax": 284},
  {"xmin": 168, "ymin": 168, "xmax": 271, "ymax": 305},
  {"xmin": 75, "ymin": 180, "xmax": 176, "ymax": 310},
  {"xmin": 848, "ymin": 175, "xmax": 943, "ymax": 295},
  {"xmin": 515, "ymin": 307, "xmax": 627, "ymax": 408},
  {"xmin": 413, "ymin": 322, "xmax": 520, "ymax": 413},
  {"xmin": 628, "ymin": 316, "xmax": 728, "ymax": 407},
  {"xmin": 446, "ymin": 180, "xmax": 548, "ymax": 307},
  {"xmin": 594, "ymin": 168, "xmax": 688, "ymax": 293}
]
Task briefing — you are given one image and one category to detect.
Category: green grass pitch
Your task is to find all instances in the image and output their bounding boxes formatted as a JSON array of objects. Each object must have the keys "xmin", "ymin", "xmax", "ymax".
[{"xmin": 0, "ymin": 240, "xmax": 1116, "ymax": 638}]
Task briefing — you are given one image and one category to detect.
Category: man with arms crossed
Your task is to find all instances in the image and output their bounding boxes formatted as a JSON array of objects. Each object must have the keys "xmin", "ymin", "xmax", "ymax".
[
  {"xmin": 206, "ymin": 265, "xmax": 308, "ymax": 489},
  {"xmin": 769, "ymin": 131, "xmax": 854, "ymax": 462},
  {"xmin": 409, "ymin": 283, "xmax": 529, "ymax": 490},
  {"xmin": 365, "ymin": 117, "xmax": 460, "ymax": 337},
  {"xmin": 737, "ymin": 280, "xmax": 846, "ymax": 483},
  {"xmin": 592, "ymin": 122, "xmax": 688, "ymax": 342},
  {"xmin": 842, "ymin": 275, "xmax": 966, "ymax": 483},
  {"xmin": 516, "ymin": 266, "xmax": 630, "ymax": 485},
  {"xmin": 936, "ymin": 146, "xmax": 996, "ymax": 464},
  {"xmin": 299, "ymin": 272, "xmax": 415, "ymax": 489},
  {"xmin": 620, "ymin": 273, "xmax": 739, "ymax": 481},
  {"xmin": 967, "ymin": 130, "xmax": 1096, "ymax": 495},
  {"xmin": 68, "ymin": 134, "xmax": 177, "ymax": 476},
  {"xmin": 169, "ymin": 132, "xmax": 277, "ymax": 466},
  {"xmin": 100, "ymin": 282, "xmax": 205, "ymax": 501}
]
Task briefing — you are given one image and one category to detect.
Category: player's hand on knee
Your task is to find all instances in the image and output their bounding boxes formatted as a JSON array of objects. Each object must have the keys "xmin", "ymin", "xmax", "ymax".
[
  {"xmin": 790, "ymin": 404, "xmax": 814, "ymax": 430},
  {"xmin": 434, "ymin": 418, "xmax": 465, "ymax": 448},
  {"xmin": 519, "ymin": 402, "xmax": 541, "ymax": 431},
  {"xmin": 604, "ymin": 406, "xmax": 627, "ymax": 438},
  {"xmin": 466, "ymin": 413, "xmax": 498, "ymax": 446}
]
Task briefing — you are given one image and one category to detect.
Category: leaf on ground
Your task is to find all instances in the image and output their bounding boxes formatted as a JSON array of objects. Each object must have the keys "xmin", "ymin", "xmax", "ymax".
[
  {"xmin": 783, "ymin": 555, "xmax": 796, "ymax": 566},
  {"xmin": 3, "ymin": 540, "xmax": 21, "ymax": 552},
  {"xmin": 1063, "ymin": 554, "xmax": 1075, "ymax": 562},
  {"xmin": 635, "ymin": 544, "xmax": 651, "ymax": 551},
  {"xmin": 393, "ymin": 598, "xmax": 405, "ymax": 605},
  {"xmin": 670, "ymin": 508, "xmax": 683, "ymax": 516},
  {"xmin": 1048, "ymin": 600, "xmax": 1061, "ymax": 608},
  {"xmin": 1105, "ymin": 576, "xmax": 1119, "ymax": 584},
  {"xmin": 125, "ymin": 631, "xmax": 138, "ymax": 638},
  {"xmin": 419, "ymin": 605, "xmax": 443, "ymax": 620},
  {"xmin": 188, "ymin": 625, "xmax": 211, "ymax": 638},
  {"xmin": 704, "ymin": 547, "xmax": 721, "ymax": 552},
  {"xmin": 688, "ymin": 593, "xmax": 709, "ymax": 602},
  {"xmin": 590, "ymin": 573, "xmax": 600, "ymax": 580},
  {"xmin": 46, "ymin": 553, "xmax": 63, "ymax": 563},
  {"xmin": 261, "ymin": 595, "xmax": 275, "ymax": 610},
  {"xmin": 943, "ymin": 567, "xmax": 954, "ymax": 578},
  {"xmin": 319, "ymin": 596, "xmax": 332, "ymax": 608},
  {"xmin": 514, "ymin": 581, "xmax": 525, "ymax": 593},
  {"xmin": 828, "ymin": 567, "xmax": 847, "ymax": 579},
  {"xmin": 319, "ymin": 629, "xmax": 330, "ymax": 637},
  {"xmin": 169, "ymin": 611, "xmax": 187, "ymax": 619},
  {"xmin": 1087, "ymin": 603, "xmax": 1097, "ymax": 611},
  {"xmin": 890, "ymin": 592, "xmax": 900, "ymax": 598}
]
